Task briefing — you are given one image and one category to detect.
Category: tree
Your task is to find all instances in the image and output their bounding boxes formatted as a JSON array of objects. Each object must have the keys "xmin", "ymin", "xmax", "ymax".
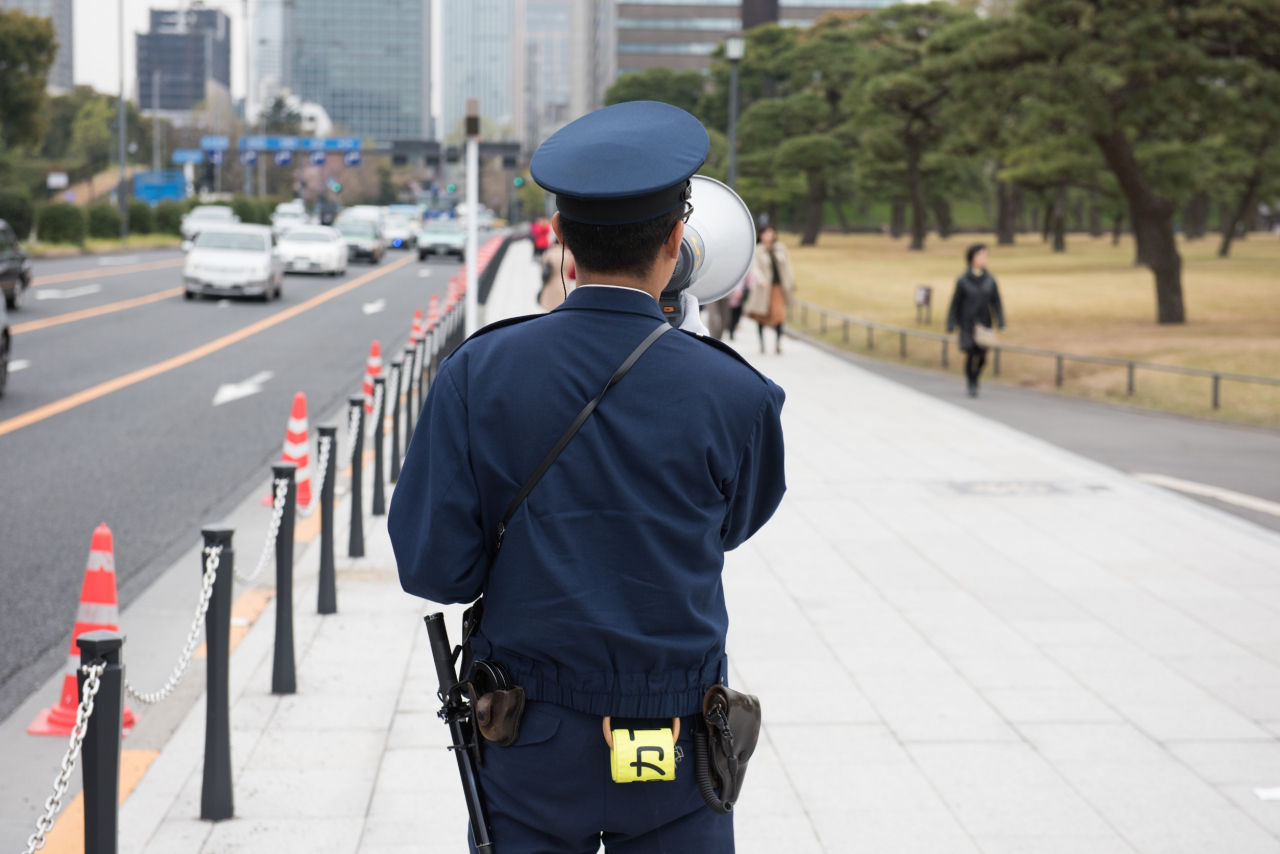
[
  {"xmin": 850, "ymin": 2, "xmax": 969, "ymax": 251},
  {"xmin": 0, "ymin": 10, "xmax": 57, "ymax": 149},
  {"xmin": 604, "ymin": 68, "xmax": 706, "ymax": 115},
  {"xmin": 70, "ymin": 99, "xmax": 114, "ymax": 171}
]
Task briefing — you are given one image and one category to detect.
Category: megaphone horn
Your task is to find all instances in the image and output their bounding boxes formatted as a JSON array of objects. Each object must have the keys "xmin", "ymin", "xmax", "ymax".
[{"xmin": 659, "ymin": 176, "xmax": 757, "ymax": 327}]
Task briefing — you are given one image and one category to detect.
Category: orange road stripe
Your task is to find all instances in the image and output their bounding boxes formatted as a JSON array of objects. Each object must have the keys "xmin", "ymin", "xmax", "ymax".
[
  {"xmin": 12, "ymin": 287, "xmax": 184, "ymax": 335},
  {"xmin": 38, "ymin": 749, "xmax": 160, "ymax": 853},
  {"xmin": 31, "ymin": 257, "xmax": 184, "ymax": 287},
  {"xmin": 0, "ymin": 254, "xmax": 415, "ymax": 439}
]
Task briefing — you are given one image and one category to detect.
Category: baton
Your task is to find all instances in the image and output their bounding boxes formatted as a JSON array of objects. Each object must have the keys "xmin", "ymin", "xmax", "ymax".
[{"xmin": 425, "ymin": 612, "xmax": 494, "ymax": 851}]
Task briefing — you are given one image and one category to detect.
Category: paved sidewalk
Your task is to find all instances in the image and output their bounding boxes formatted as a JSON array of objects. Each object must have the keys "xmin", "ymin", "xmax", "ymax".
[{"xmin": 113, "ymin": 263, "xmax": 1280, "ymax": 852}]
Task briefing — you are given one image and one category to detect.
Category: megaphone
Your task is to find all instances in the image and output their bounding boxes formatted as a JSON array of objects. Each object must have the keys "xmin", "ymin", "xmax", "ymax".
[{"xmin": 659, "ymin": 175, "xmax": 756, "ymax": 327}]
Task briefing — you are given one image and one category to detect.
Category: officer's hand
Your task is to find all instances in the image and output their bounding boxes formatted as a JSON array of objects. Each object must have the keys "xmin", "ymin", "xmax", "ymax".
[{"xmin": 679, "ymin": 292, "xmax": 709, "ymax": 336}]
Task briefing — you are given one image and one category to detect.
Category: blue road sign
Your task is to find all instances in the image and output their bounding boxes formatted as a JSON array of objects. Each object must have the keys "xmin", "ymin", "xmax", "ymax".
[
  {"xmin": 200, "ymin": 135, "xmax": 230, "ymax": 151},
  {"xmin": 344, "ymin": 150, "xmax": 362, "ymax": 167},
  {"xmin": 274, "ymin": 150, "xmax": 293, "ymax": 167},
  {"xmin": 238, "ymin": 135, "xmax": 362, "ymax": 152},
  {"xmin": 133, "ymin": 170, "xmax": 187, "ymax": 204},
  {"xmin": 207, "ymin": 150, "xmax": 224, "ymax": 166},
  {"xmin": 172, "ymin": 149, "xmax": 204, "ymax": 165},
  {"xmin": 241, "ymin": 149, "xmax": 258, "ymax": 166},
  {"xmin": 309, "ymin": 150, "xmax": 327, "ymax": 166}
]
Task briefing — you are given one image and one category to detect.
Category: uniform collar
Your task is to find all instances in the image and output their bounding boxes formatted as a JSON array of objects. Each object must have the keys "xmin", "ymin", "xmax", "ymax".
[{"xmin": 553, "ymin": 284, "xmax": 666, "ymax": 321}]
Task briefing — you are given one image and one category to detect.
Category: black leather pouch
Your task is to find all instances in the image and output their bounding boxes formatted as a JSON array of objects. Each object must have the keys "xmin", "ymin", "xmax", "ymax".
[
  {"xmin": 694, "ymin": 684, "xmax": 762, "ymax": 814},
  {"xmin": 466, "ymin": 658, "xmax": 526, "ymax": 747}
]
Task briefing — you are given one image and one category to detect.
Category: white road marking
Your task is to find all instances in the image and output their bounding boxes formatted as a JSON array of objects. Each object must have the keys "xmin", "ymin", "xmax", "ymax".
[
  {"xmin": 418, "ymin": 269, "xmax": 433, "ymax": 278},
  {"xmin": 362, "ymin": 298, "xmax": 387, "ymax": 315},
  {"xmin": 9, "ymin": 360, "xmax": 31, "ymax": 372},
  {"xmin": 35, "ymin": 284, "xmax": 103, "ymax": 300},
  {"xmin": 1135, "ymin": 473, "xmax": 1280, "ymax": 519},
  {"xmin": 98, "ymin": 255, "xmax": 141, "ymax": 266},
  {"xmin": 212, "ymin": 370, "xmax": 274, "ymax": 406},
  {"xmin": 217, "ymin": 299, "xmax": 231, "ymax": 308},
  {"xmin": 1256, "ymin": 788, "xmax": 1280, "ymax": 801}
]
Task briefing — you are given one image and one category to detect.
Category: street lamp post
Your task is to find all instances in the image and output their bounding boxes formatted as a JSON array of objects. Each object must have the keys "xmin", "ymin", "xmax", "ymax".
[
  {"xmin": 725, "ymin": 33, "xmax": 746, "ymax": 192},
  {"xmin": 118, "ymin": 0, "xmax": 129, "ymax": 240}
]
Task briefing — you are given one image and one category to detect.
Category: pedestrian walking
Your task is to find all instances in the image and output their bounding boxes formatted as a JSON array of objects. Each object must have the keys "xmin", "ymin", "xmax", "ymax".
[
  {"xmin": 745, "ymin": 226, "xmax": 795, "ymax": 354},
  {"xmin": 389, "ymin": 100, "xmax": 786, "ymax": 854},
  {"xmin": 947, "ymin": 243, "xmax": 1006, "ymax": 397},
  {"xmin": 531, "ymin": 216, "xmax": 552, "ymax": 261}
]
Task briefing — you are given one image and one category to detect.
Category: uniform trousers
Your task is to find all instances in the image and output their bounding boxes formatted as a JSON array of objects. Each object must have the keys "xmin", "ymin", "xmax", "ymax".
[{"xmin": 469, "ymin": 701, "xmax": 734, "ymax": 854}]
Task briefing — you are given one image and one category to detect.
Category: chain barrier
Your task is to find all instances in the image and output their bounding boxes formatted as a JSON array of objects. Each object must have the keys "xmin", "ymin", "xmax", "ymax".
[
  {"xmin": 23, "ymin": 661, "xmax": 106, "ymax": 854},
  {"xmin": 123, "ymin": 545, "xmax": 222, "ymax": 705},
  {"xmin": 341, "ymin": 404, "xmax": 360, "ymax": 471},
  {"xmin": 298, "ymin": 435, "xmax": 331, "ymax": 519},
  {"xmin": 231, "ymin": 479, "xmax": 288, "ymax": 587},
  {"xmin": 367, "ymin": 381, "xmax": 385, "ymax": 437}
]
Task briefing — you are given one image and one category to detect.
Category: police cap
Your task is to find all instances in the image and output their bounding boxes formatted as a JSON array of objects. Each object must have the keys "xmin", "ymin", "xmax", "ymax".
[{"xmin": 530, "ymin": 101, "xmax": 710, "ymax": 226}]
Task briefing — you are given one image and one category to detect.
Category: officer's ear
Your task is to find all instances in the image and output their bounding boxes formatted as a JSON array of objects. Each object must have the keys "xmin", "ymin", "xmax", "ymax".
[
  {"xmin": 551, "ymin": 212, "xmax": 564, "ymax": 244},
  {"xmin": 663, "ymin": 219, "xmax": 684, "ymax": 260}
]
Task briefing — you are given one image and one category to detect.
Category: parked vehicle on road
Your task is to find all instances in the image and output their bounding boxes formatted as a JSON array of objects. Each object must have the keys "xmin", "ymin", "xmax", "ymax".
[
  {"xmin": 0, "ymin": 219, "xmax": 31, "ymax": 310},
  {"xmin": 278, "ymin": 225, "xmax": 348, "ymax": 275},
  {"xmin": 416, "ymin": 219, "xmax": 466, "ymax": 260},
  {"xmin": 0, "ymin": 297, "xmax": 10, "ymax": 398},
  {"xmin": 181, "ymin": 205, "xmax": 239, "ymax": 239},
  {"xmin": 337, "ymin": 218, "xmax": 385, "ymax": 265},
  {"xmin": 183, "ymin": 224, "xmax": 284, "ymax": 301}
]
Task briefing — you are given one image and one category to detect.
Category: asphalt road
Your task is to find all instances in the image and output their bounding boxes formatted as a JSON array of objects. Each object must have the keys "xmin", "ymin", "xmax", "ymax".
[
  {"xmin": 791, "ymin": 331, "xmax": 1280, "ymax": 534},
  {"xmin": 0, "ymin": 247, "xmax": 458, "ymax": 721}
]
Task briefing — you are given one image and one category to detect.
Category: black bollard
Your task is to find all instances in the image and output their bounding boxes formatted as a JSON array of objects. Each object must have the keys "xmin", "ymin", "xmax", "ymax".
[
  {"xmin": 316, "ymin": 424, "xmax": 338, "ymax": 615},
  {"xmin": 404, "ymin": 344, "xmax": 417, "ymax": 445},
  {"xmin": 77, "ymin": 630, "xmax": 123, "ymax": 854},
  {"xmin": 389, "ymin": 360, "xmax": 403, "ymax": 483},
  {"xmin": 348, "ymin": 396, "xmax": 365, "ymax": 558},
  {"xmin": 372, "ymin": 377, "xmax": 387, "ymax": 517},
  {"xmin": 200, "ymin": 525, "xmax": 234, "ymax": 820},
  {"xmin": 272, "ymin": 463, "xmax": 297, "ymax": 695}
]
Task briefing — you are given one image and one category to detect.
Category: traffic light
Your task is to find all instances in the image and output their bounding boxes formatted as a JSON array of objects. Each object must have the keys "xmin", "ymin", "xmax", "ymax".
[
  {"xmin": 513, "ymin": 176, "xmax": 525, "ymax": 187},
  {"xmin": 446, "ymin": 183, "xmax": 456, "ymax": 193},
  {"xmin": 327, "ymin": 177, "xmax": 342, "ymax": 194}
]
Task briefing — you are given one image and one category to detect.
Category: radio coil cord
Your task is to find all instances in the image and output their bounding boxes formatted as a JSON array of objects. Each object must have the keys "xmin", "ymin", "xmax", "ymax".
[{"xmin": 694, "ymin": 712, "xmax": 735, "ymax": 815}]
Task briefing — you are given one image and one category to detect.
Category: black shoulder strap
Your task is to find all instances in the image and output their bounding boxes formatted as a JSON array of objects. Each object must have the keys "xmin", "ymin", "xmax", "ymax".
[{"xmin": 493, "ymin": 322, "xmax": 671, "ymax": 554}]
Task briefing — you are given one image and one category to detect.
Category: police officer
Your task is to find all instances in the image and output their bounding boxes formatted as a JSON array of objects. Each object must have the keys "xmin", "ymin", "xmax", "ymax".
[{"xmin": 389, "ymin": 101, "xmax": 786, "ymax": 854}]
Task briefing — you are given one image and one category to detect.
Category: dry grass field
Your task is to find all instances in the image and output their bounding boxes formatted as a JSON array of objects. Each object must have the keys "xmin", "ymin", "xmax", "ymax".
[{"xmin": 781, "ymin": 231, "xmax": 1280, "ymax": 427}]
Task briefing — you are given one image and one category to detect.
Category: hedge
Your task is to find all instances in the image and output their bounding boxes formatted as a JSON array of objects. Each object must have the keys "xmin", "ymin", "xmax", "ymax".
[
  {"xmin": 0, "ymin": 189, "xmax": 35, "ymax": 240},
  {"xmin": 128, "ymin": 200, "xmax": 154, "ymax": 234},
  {"xmin": 155, "ymin": 200, "xmax": 184, "ymax": 235},
  {"xmin": 36, "ymin": 202, "xmax": 86, "ymax": 245},
  {"xmin": 86, "ymin": 203, "xmax": 123, "ymax": 239}
]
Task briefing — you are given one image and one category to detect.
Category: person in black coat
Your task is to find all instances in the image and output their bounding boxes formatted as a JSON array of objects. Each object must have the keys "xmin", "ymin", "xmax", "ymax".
[{"xmin": 946, "ymin": 243, "xmax": 1006, "ymax": 397}]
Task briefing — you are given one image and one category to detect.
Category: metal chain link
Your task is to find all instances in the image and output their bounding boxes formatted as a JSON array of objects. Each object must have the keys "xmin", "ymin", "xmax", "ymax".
[
  {"xmin": 234, "ymin": 479, "xmax": 288, "ymax": 585},
  {"xmin": 341, "ymin": 404, "xmax": 360, "ymax": 471},
  {"xmin": 124, "ymin": 545, "xmax": 222, "ymax": 705},
  {"xmin": 367, "ymin": 381, "xmax": 385, "ymax": 437},
  {"xmin": 298, "ymin": 435, "xmax": 331, "ymax": 519},
  {"xmin": 23, "ymin": 662, "xmax": 105, "ymax": 854}
]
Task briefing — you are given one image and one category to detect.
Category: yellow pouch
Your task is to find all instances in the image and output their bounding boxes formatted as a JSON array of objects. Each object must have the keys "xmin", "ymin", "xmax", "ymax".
[{"xmin": 605, "ymin": 718, "xmax": 678, "ymax": 783}]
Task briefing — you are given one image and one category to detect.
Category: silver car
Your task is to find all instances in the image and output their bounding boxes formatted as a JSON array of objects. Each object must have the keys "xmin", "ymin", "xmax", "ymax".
[{"xmin": 183, "ymin": 224, "xmax": 285, "ymax": 301}]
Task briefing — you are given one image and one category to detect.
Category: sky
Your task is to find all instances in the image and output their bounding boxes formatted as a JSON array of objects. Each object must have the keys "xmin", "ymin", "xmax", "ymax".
[{"xmin": 74, "ymin": 0, "xmax": 249, "ymax": 102}]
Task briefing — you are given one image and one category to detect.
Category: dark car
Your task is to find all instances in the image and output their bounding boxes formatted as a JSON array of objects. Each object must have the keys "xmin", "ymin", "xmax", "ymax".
[
  {"xmin": 0, "ymin": 219, "xmax": 31, "ymax": 310},
  {"xmin": 0, "ymin": 297, "xmax": 10, "ymax": 398}
]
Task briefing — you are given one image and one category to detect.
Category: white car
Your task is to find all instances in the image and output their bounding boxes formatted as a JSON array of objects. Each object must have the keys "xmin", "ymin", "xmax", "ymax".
[
  {"xmin": 270, "ymin": 202, "xmax": 309, "ymax": 237},
  {"xmin": 181, "ymin": 205, "xmax": 239, "ymax": 239},
  {"xmin": 382, "ymin": 213, "xmax": 419, "ymax": 250},
  {"xmin": 278, "ymin": 225, "xmax": 348, "ymax": 275},
  {"xmin": 183, "ymin": 224, "xmax": 284, "ymax": 301}
]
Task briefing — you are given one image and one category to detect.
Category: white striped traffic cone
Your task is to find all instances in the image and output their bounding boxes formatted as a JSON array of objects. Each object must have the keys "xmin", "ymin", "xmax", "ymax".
[
  {"xmin": 28, "ymin": 524, "xmax": 136, "ymax": 735},
  {"xmin": 363, "ymin": 340, "xmax": 382, "ymax": 415},
  {"xmin": 282, "ymin": 392, "xmax": 312, "ymax": 508},
  {"xmin": 410, "ymin": 308, "xmax": 424, "ymax": 343},
  {"xmin": 426, "ymin": 295, "xmax": 440, "ymax": 331}
]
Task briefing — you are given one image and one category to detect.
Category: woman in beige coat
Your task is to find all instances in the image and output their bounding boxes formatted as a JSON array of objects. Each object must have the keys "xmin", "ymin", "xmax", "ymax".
[{"xmin": 745, "ymin": 226, "xmax": 796, "ymax": 354}]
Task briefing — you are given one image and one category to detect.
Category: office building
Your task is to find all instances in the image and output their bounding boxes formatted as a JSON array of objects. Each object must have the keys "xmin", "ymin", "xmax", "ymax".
[
  {"xmin": 1, "ymin": 0, "xmax": 72, "ymax": 91},
  {"xmin": 438, "ymin": 0, "xmax": 515, "ymax": 142},
  {"xmin": 615, "ymin": 0, "xmax": 893, "ymax": 74},
  {"xmin": 136, "ymin": 5, "xmax": 231, "ymax": 112},
  {"xmin": 254, "ymin": 0, "xmax": 288, "ymax": 111},
  {"xmin": 291, "ymin": 0, "xmax": 431, "ymax": 141}
]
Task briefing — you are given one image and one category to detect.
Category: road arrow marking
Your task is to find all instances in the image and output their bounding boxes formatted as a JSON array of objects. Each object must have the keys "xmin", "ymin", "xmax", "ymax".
[
  {"xmin": 212, "ymin": 371, "xmax": 274, "ymax": 406},
  {"xmin": 98, "ymin": 255, "xmax": 142, "ymax": 266},
  {"xmin": 10, "ymin": 360, "xmax": 31, "ymax": 372},
  {"xmin": 362, "ymin": 298, "xmax": 386, "ymax": 315},
  {"xmin": 217, "ymin": 299, "xmax": 231, "ymax": 308},
  {"xmin": 35, "ymin": 284, "xmax": 103, "ymax": 300},
  {"xmin": 418, "ymin": 269, "xmax": 433, "ymax": 278}
]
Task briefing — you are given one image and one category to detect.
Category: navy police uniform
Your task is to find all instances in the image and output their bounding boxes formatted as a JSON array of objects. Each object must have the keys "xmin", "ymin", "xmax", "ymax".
[{"xmin": 388, "ymin": 102, "xmax": 787, "ymax": 854}]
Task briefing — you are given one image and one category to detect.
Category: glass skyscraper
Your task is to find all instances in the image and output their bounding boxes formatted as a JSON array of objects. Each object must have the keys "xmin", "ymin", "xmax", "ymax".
[
  {"xmin": 291, "ymin": 0, "xmax": 431, "ymax": 141},
  {"xmin": 440, "ymin": 0, "xmax": 514, "ymax": 142},
  {"xmin": 0, "ymin": 0, "xmax": 72, "ymax": 91}
]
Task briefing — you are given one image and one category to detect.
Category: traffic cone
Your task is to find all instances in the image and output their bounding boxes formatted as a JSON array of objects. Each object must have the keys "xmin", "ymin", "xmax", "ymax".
[
  {"xmin": 426, "ymin": 295, "xmax": 440, "ymax": 330},
  {"xmin": 410, "ymin": 308, "xmax": 423, "ymax": 343},
  {"xmin": 28, "ymin": 524, "xmax": 136, "ymax": 736},
  {"xmin": 282, "ymin": 392, "xmax": 312, "ymax": 508},
  {"xmin": 363, "ymin": 340, "xmax": 382, "ymax": 415}
]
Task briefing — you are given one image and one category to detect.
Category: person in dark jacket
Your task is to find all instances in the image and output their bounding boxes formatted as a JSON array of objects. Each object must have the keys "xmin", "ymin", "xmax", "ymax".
[
  {"xmin": 389, "ymin": 101, "xmax": 786, "ymax": 854},
  {"xmin": 947, "ymin": 243, "xmax": 1006, "ymax": 397}
]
